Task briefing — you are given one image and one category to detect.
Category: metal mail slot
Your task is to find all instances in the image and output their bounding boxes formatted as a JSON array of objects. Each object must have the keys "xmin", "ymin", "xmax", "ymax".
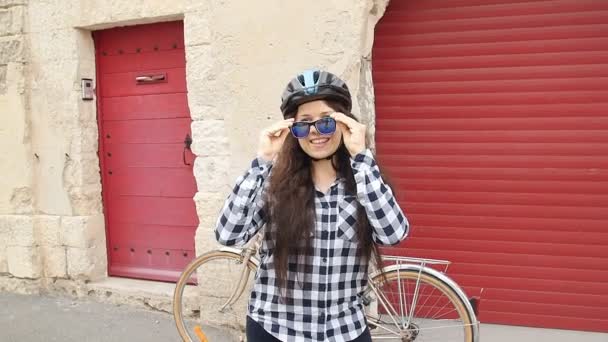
[{"xmin": 135, "ymin": 73, "xmax": 166, "ymax": 84}]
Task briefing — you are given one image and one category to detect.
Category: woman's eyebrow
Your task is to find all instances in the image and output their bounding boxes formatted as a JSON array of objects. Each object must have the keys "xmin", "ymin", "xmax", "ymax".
[{"xmin": 298, "ymin": 111, "xmax": 333, "ymax": 119}]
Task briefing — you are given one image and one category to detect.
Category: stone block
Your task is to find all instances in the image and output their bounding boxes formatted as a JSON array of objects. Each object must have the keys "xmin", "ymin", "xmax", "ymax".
[
  {"xmin": 0, "ymin": 37, "xmax": 23, "ymax": 64},
  {"xmin": 31, "ymin": 150, "xmax": 73, "ymax": 216},
  {"xmin": 10, "ymin": 186, "xmax": 32, "ymax": 214},
  {"xmin": 183, "ymin": 0, "xmax": 210, "ymax": 11},
  {"xmin": 185, "ymin": 44, "xmax": 215, "ymax": 82},
  {"xmin": 193, "ymin": 191, "xmax": 227, "ymax": 229},
  {"xmin": 7, "ymin": 246, "xmax": 41, "ymax": 278},
  {"xmin": 0, "ymin": 215, "xmax": 34, "ymax": 246},
  {"xmin": 184, "ymin": 14, "xmax": 212, "ymax": 46},
  {"xmin": 193, "ymin": 156, "xmax": 230, "ymax": 193},
  {"xmin": 69, "ymin": 126, "xmax": 99, "ymax": 155},
  {"xmin": 63, "ymin": 151, "xmax": 101, "ymax": 187},
  {"xmin": 77, "ymin": 95, "xmax": 98, "ymax": 125},
  {"xmin": 0, "ymin": 245, "xmax": 7, "ymax": 273},
  {"xmin": 195, "ymin": 223, "xmax": 219, "ymax": 255},
  {"xmin": 67, "ymin": 184, "xmax": 103, "ymax": 216},
  {"xmin": 0, "ymin": 64, "xmax": 5, "ymax": 94},
  {"xmin": 66, "ymin": 247, "xmax": 93, "ymax": 277},
  {"xmin": 0, "ymin": 10, "xmax": 10, "ymax": 35},
  {"xmin": 27, "ymin": 1, "xmax": 75, "ymax": 32},
  {"xmin": 0, "ymin": 0, "xmax": 28, "ymax": 7},
  {"xmin": 190, "ymin": 120, "xmax": 229, "ymax": 156},
  {"xmin": 5, "ymin": 61, "xmax": 25, "ymax": 95},
  {"xmin": 0, "ymin": 277, "xmax": 41, "ymax": 295},
  {"xmin": 42, "ymin": 246, "xmax": 67, "ymax": 278},
  {"xmin": 34, "ymin": 215, "xmax": 61, "ymax": 246},
  {"xmin": 60, "ymin": 214, "xmax": 105, "ymax": 248},
  {"xmin": 66, "ymin": 245, "xmax": 106, "ymax": 280},
  {"xmin": 0, "ymin": 6, "xmax": 23, "ymax": 36},
  {"xmin": 184, "ymin": 79, "xmax": 227, "ymax": 120},
  {"xmin": 188, "ymin": 104, "xmax": 222, "ymax": 121}
]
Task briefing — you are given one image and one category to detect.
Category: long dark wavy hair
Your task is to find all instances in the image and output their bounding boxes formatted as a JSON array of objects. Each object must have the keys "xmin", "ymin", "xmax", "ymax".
[{"xmin": 264, "ymin": 100, "xmax": 386, "ymax": 296}]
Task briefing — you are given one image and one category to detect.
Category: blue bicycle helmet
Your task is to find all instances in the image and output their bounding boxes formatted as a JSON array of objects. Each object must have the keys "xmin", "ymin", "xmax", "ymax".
[{"xmin": 280, "ymin": 69, "xmax": 352, "ymax": 117}]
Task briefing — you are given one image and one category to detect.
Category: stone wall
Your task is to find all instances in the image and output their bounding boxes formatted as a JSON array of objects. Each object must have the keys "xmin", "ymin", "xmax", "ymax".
[
  {"xmin": 0, "ymin": 0, "xmax": 36, "ymax": 280},
  {"xmin": 0, "ymin": 0, "xmax": 389, "ymax": 295},
  {"xmin": 0, "ymin": 0, "xmax": 109, "ymax": 289}
]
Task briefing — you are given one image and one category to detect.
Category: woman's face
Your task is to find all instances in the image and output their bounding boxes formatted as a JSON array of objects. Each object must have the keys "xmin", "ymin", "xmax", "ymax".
[{"xmin": 294, "ymin": 100, "xmax": 343, "ymax": 160}]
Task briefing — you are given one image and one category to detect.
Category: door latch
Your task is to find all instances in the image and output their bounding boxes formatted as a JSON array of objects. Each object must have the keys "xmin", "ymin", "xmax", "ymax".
[{"xmin": 183, "ymin": 133, "xmax": 193, "ymax": 166}]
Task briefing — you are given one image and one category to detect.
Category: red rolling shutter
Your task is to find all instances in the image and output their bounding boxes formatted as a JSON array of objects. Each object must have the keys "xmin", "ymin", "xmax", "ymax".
[{"xmin": 372, "ymin": 0, "xmax": 608, "ymax": 332}]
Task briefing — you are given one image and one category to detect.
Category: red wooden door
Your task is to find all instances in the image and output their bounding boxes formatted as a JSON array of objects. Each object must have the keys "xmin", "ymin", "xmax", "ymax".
[
  {"xmin": 94, "ymin": 21, "xmax": 198, "ymax": 282},
  {"xmin": 373, "ymin": 0, "xmax": 608, "ymax": 333}
]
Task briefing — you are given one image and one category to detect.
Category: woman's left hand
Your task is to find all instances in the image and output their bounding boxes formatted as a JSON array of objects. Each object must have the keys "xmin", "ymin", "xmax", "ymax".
[{"xmin": 331, "ymin": 112, "xmax": 367, "ymax": 157}]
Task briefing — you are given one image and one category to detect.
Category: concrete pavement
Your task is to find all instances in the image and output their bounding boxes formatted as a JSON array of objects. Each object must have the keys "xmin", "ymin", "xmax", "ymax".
[
  {"xmin": 1, "ymin": 292, "xmax": 607, "ymax": 341},
  {"xmin": 0, "ymin": 292, "xmax": 237, "ymax": 342},
  {"xmin": 481, "ymin": 323, "xmax": 607, "ymax": 342}
]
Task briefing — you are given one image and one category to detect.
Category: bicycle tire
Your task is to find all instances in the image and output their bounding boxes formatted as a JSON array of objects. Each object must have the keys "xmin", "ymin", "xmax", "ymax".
[
  {"xmin": 368, "ymin": 268, "xmax": 477, "ymax": 342},
  {"xmin": 173, "ymin": 250, "xmax": 258, "ymax": 342}
]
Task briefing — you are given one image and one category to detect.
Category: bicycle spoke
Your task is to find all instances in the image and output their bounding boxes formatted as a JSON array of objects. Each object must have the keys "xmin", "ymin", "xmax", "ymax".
[
  {"xmin": 370, "ymin": 268, "xmax": 475, "ymax": 342},
  {"xmin": 366, "ymin": 317, "xmax": 401, "ymax": 336},
  {"xmin": 371, "ymin": 280, "xmax": 405, "ymax": 329}
]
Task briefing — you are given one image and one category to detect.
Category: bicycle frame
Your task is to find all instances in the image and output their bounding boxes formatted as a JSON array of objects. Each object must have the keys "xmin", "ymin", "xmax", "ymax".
[{"xmin": 213, "ymin": 234, "xmax": 263, "ymax": 310}]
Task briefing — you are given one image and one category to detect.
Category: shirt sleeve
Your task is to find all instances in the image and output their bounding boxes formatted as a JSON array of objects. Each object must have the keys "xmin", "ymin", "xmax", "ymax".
[
  {"xmin": 350, "ymin": 149, "xmax": 409, "ymax": 245},
  {"xmin": 215, "ymin": 157, "xmax": 271, "ymax": 246}
]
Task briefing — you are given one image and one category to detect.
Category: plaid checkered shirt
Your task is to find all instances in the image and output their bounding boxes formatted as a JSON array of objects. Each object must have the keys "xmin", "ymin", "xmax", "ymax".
[{"xmin": 215, "ymin": 149, "xmax": 409, "ymax": 342}]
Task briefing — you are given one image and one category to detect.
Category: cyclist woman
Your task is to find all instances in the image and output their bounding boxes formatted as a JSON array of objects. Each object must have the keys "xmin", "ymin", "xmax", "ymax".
[{"xmin": 215, "ymin": 69, "xmax": 409, "ymax": 342}]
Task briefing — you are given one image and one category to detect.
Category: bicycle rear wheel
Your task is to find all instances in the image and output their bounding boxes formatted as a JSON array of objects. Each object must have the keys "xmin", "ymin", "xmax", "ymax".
[
  {"xmin": 173, "ymin": 250, "xmax": 257, "ymax": 342},
  {"xmin": 367, "ymin": 268, "xmax": 477, "ymax": 342}
]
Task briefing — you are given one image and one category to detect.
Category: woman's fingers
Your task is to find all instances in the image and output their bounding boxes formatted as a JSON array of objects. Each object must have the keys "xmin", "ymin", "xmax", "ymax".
[
  {"xmin": 257, "ymin": 118, "xmax": 294, "ymax": 161},
  {"xmin": 265, "ymin": 119, "xmax": 294, "ymax": 137},
  {"xmin": 337, "ymin": 121, "xmax": 351, "ymax": 138},
  {"xmin": 331, "ymin": 112, "xmax": 367, "ymax": 156},
  {"xmin": 331, "ymin": 112, "xmax": 359, "ymax": 131}
]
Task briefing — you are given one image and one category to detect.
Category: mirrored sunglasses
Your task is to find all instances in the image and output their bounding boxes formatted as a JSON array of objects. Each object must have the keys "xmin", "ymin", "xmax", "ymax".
[{"xmin": 291, "ymin": 116, "xmax": 337, "ymax": 139}]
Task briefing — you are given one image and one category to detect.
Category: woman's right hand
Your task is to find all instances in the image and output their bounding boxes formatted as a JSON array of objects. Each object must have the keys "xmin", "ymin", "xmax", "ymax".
[{"xmin": 257, "ymin": 118, "xmax": 294, "ymax": 162}]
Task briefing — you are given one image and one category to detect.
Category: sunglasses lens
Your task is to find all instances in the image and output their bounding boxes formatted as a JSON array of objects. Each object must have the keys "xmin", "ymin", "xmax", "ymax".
[
  {"xmin": 291, "ymin": 122, "xmax": 310, "ymax": 138},
  {"xmin": 316, "ymin": 117, "xmax": 336, "ymax": 135}
]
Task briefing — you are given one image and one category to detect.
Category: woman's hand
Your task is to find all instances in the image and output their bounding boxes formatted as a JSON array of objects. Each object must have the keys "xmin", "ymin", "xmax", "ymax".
[
  {"xmin": 257, "ymin": 118, "xmax": 294, "ymax": 162},
  {"xmin": 331, "ymin": 112, "xmax": 366, "ymax": 157}
]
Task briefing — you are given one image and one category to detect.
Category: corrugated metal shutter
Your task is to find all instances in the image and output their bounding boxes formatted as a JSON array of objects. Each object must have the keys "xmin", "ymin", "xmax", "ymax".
[{"xmin": 372, "ymin": 0, "xmax": 608, "ymax": 332}]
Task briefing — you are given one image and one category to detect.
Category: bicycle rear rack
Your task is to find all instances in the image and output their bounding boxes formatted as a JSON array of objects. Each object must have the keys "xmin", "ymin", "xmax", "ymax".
[
  {"xmin": 381, "ymin": 255, "xmax": 452, "ymax": 274},
  {"xmin": 382, "ymin": 255, "xmax": 451, "ymax": 266}
]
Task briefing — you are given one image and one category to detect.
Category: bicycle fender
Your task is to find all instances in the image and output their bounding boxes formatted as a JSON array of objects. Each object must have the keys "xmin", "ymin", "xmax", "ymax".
[{"xmin": 217, "ymin": 246, "xmax": 261, "ymax": 268}]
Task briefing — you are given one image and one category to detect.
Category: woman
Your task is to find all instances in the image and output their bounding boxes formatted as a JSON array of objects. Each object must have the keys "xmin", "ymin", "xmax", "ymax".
[{"xmin": 215, "ymin": 69, "xmax": 409, "ymax": 342}]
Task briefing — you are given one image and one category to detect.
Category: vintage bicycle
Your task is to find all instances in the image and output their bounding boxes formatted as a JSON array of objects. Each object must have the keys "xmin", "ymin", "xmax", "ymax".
[{"xmin": 173, "ymin": 231, "xmax": 480, "ymax": 342}]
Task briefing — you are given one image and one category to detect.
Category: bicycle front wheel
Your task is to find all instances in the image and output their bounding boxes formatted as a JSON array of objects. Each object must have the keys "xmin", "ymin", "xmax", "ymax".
[
  {"xmin": 173, "ymin": 250, "xmax": 257, "ymax": 342},
  {"xmin": 367, "ymin": 268, "xmax": 476, "ymax": 342}
]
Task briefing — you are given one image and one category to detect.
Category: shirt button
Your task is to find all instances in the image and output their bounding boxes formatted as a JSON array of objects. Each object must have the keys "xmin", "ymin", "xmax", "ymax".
[{"xmin": 322, "ymin": 257, "xmax": 327, "ymax": 263}]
